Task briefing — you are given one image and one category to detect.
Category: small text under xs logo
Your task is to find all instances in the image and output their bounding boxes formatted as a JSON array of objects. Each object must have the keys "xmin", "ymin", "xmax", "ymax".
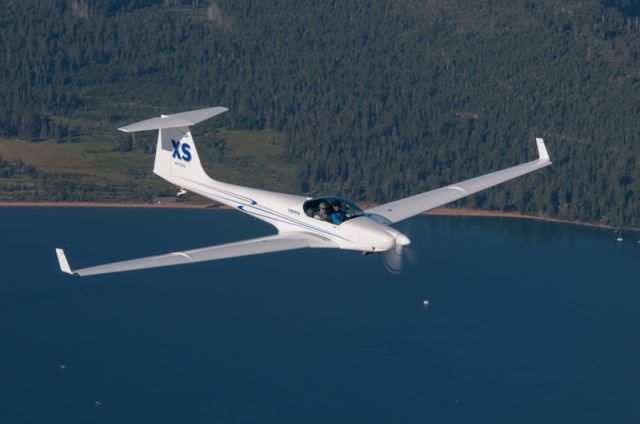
[{"xmin": 171, "ymin": 140, "xmax": 192, "ymax": 162}]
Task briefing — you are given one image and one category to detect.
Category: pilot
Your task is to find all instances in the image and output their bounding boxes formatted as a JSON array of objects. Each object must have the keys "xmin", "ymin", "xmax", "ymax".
[
  {"xmin": 314, "ymin": 202, "xmax": 332, "ymax": 222},
  {"xmin": 331, "ymin": 200, "xmax": 345, "ymax": 224}
]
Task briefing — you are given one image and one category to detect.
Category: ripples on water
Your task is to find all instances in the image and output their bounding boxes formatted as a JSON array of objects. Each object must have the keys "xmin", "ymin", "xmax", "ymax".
[{"xmin": 0, "ymin": 207, "xmax": 638, "ymax": 423}]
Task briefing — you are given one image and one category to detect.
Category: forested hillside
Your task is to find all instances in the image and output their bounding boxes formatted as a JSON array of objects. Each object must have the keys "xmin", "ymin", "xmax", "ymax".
[{"xmin": 1, "ymin": 0, "xmax": 639, "ymax": 227}]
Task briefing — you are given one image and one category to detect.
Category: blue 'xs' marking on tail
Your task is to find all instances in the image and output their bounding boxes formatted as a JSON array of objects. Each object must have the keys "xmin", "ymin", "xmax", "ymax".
[{"xmin": 171, "ymin": 140, "xmax": 192, "ymax": 162}]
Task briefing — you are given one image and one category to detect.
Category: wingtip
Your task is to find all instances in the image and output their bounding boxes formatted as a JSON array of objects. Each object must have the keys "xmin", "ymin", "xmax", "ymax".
[
  {"xmin": 55, "ymin": 248, "xmax": 73, "ymax": 275},
  {"xmin": 535, "ymin": 138, "xmax": 550, "ymax": 162}
]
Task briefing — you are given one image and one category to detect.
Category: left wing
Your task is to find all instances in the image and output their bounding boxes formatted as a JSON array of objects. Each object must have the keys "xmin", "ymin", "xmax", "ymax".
[
  {"xmin": 366, "ymin": 138, "xmax": 551, "ymax": 224},
  {"xmin": 56, "ymin": 232, "xmax": 334, "ymax": 277}
]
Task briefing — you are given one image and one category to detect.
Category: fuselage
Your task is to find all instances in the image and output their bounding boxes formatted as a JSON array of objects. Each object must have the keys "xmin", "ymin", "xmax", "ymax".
[{"xmin": 164, "ymin": 173, "xmax": 409, "ymax": 253}]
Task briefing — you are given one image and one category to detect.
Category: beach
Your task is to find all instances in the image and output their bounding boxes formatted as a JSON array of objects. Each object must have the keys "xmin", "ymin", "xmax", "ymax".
[{"xmin": 1, "ymin": 201, "xmax": 637, "ymax": 233}]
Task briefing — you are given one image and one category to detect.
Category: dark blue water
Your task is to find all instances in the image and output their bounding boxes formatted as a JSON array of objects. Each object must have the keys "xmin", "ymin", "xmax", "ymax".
[{"xmin": 0, "ymin": 207, "xmax": 638, "ymax": 423}]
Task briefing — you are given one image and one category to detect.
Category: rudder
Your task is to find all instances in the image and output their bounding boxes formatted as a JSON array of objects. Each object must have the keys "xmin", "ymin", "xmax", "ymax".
[{"xmin": 118, "ymin": 106, "xmax": 228, "ymax": 184}]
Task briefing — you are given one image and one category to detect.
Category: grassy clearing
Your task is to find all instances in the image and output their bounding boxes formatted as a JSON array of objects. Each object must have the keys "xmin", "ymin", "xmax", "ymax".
[
  {"xmin": 0, "ymin": 128, "xmax": 298, "ymax": 203},
  {"xmin": 206, "ymin": 129, "xmax": 297, "ymax": 191}
]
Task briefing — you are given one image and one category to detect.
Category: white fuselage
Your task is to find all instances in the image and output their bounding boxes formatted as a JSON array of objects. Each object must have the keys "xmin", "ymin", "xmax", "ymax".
[{"xmin": 165, "ymin": 174, "xmax": 407, "ymax": 253}]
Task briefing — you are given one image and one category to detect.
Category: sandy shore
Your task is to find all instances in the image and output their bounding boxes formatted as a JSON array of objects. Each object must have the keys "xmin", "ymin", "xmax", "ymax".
[
  {"xmin": 1, "ymin": 201, "xmax": 637, "ymax": 233},
  {"xmin": 426, "ymin": 207, "xmax": 640, "ymax": 233}
]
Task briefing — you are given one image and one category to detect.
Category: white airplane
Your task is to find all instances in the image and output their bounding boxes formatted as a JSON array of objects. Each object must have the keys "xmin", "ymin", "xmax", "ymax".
[{"xmin": 55, "ymin": 107, "xmax": 551, "ymax": 276}]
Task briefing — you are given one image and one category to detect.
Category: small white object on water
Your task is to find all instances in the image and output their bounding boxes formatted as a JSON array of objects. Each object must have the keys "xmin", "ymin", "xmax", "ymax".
[
  {"xmin": 94, "ymin": 401, "xmax": 103, "ymax": 406},
  {"xmin": 423, "ymin": 299, "xmax": 429, "ymax": 306},
  {"xmin": 59, "ymin": 364, "xmax": 66, "ymax": 369}
]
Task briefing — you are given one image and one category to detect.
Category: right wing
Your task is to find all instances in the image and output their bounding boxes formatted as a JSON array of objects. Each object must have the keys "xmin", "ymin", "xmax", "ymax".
[
  {"xmin": 366, "ymin": 138, "xmax": 552, "ymax": 224},
  {"xmin": 56, "ymin": 232, "xmax": 335, "ymax": 277}
]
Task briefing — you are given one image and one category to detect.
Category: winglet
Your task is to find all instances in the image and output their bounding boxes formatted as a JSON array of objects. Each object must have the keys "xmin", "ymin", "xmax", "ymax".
[
  {"xmin": 55, "ymin": 248, "xmax": 74, "ymax": 275},
  {"xmin": 536, "ymin": 138, "xmax": 550, "ymax": 162}
]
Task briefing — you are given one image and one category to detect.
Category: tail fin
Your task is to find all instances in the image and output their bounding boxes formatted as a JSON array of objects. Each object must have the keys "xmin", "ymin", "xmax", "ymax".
[{"xmin": 119, "ymin": 107, "xmax": 228, "ymax": 183}]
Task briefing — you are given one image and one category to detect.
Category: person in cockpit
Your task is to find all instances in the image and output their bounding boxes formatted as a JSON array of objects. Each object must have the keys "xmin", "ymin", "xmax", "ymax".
[
  {"xmin": 314, "ymin": 202, "xmax": 332, "ymax": 222},
  {"xmin": 331, "ymin": 200, "xmax": 345, "ymax": 224}
]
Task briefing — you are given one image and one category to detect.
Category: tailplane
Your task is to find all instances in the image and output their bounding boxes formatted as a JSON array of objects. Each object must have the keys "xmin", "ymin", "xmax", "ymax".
[{"xmin": 119, "ymin": 107, "xmax": 228, "ymax": 183}]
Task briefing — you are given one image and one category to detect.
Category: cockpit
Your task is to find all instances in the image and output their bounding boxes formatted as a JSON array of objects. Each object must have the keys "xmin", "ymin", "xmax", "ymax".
[{"xmin": 303, "ymin": 197, "xmax": 366, "ymax": 225}]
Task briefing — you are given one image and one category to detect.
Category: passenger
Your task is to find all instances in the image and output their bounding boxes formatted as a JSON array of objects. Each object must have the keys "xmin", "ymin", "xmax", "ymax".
[
  {"xmin": 331, "ymin": 200, "xmax": 345, "ymax": 224},
  {"xmin": 314, "ymin": 201, "xmax": 332, "ymax": 222}
]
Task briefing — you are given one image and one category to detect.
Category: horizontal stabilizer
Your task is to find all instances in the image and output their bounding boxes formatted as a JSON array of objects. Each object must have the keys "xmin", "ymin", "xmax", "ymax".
[{"xmin": 118, "ymin": 106, "xmax": 228, "ymax": 133}]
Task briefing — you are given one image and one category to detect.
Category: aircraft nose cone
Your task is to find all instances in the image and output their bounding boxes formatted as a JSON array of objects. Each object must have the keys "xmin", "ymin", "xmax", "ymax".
[{"xmin": 396, "ymin": 233, "xmax": 411, "ymax": 246}]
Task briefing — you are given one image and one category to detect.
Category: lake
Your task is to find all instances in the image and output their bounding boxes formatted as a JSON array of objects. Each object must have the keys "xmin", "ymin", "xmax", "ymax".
[{"xmin": 0, "ymin": 207, "xmax": 638, "ymax": 423}]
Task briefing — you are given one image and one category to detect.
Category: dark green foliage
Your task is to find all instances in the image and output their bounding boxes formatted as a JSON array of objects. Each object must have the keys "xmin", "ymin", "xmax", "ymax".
[
  {"xmin": 604, "ymin": 0, "xmax": 640, "ymax": 17},
  {"xmin": 0, "ymin": 0, "xmax": 639, "ymax": 227},
  {"xmin": 0, "ymin": 156, "xmax": 37, "ymax": 178}
]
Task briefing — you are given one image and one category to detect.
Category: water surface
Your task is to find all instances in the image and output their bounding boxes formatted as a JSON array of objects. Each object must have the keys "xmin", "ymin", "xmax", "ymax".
[{"xmin": 0, "ymin": 207, "xmax": 638, "ymax": 423}]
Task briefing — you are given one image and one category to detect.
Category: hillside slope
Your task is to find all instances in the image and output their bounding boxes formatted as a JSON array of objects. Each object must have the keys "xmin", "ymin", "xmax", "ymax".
[{"xmin": 1, "ymin": 0, "xmax": 638, "ymax": 226}]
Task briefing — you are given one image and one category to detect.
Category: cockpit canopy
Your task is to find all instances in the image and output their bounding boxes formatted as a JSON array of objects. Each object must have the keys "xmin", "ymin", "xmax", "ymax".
[{"xmin": 303, "ymin": 196, "xmax": 365, "ymax": 224}]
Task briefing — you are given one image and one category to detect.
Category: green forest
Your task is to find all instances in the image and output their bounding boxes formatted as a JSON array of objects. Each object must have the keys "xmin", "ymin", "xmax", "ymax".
[{"xmin": 0, "ymin": 0, "xmax": 639, "ymax": 227}]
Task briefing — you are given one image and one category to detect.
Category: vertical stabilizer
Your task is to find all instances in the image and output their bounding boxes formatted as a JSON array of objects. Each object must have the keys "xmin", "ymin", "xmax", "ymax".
[
  {"xmin": 118, "ymin": 107, "xmax": 228, "ymax": 184},
  {"xmin": 153, "ymin": 127, "xmax": 208, "ymax": 182}
]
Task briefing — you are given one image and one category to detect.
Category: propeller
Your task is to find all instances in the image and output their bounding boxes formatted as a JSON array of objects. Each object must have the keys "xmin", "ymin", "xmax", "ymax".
[{"xmin": 381, "ymin": 233, "xmax": 415, "ymax": 274}]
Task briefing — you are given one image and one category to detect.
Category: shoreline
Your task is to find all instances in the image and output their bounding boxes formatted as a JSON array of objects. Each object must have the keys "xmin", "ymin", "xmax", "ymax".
[
  {"xmin": 0, "ymin": 201, "xmax": 638, "ymax": 233},
  {"xmin": 425, "ymin": 208, "xmax": 640, "ymax": 233}
]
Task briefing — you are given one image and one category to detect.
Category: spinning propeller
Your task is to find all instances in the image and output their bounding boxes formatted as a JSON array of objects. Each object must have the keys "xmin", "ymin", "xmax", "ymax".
[{"xmin": 381, "ymin": 233, "xmax": 415, "ymax": 274}]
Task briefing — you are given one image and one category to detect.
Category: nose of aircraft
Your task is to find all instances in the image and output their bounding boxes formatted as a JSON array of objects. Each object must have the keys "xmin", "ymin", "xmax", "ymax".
[{"xmin": 396, "ymin": 233, "xmax": 411, "ymax": 246}]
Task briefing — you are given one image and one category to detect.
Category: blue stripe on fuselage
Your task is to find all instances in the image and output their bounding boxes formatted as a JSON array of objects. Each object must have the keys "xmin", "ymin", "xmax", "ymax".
[{"xmin": 189, "ymin": 181, "xmax": 352, "ymax": 243}]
